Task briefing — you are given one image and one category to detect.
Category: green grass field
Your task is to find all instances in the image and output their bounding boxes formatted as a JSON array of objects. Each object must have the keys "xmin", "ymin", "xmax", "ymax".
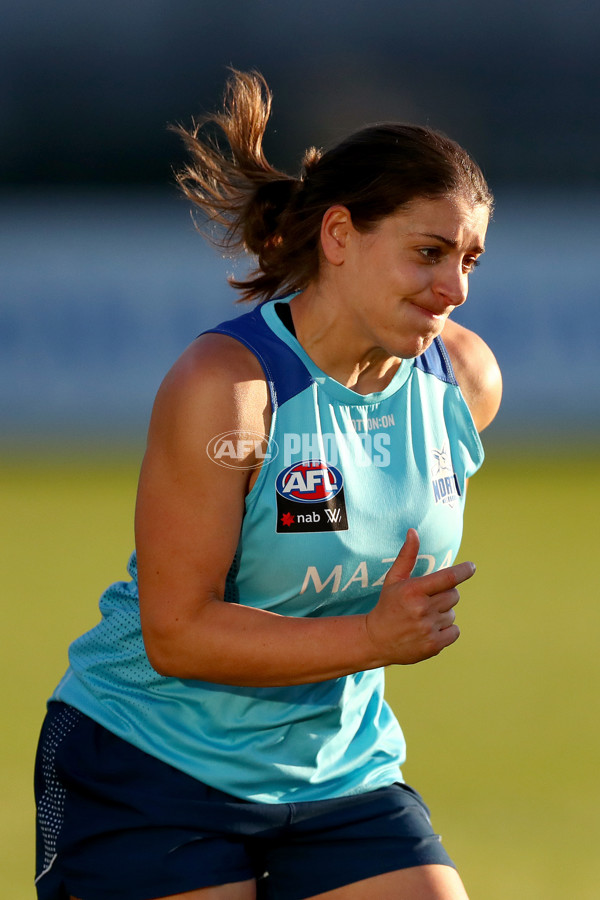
[{"xmin": 2, "ymin": 448, "xmax": 598, "ymax": 898}]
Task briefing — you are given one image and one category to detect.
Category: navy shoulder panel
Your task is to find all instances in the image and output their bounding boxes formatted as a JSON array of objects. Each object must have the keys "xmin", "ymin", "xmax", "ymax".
[
  {"xmin": 414, "ymin": 336, "xmax": 458, "ymax": 385},
  {"xmin": 203, "ymin": 305, "xmax": 314, "ymax": 410}
]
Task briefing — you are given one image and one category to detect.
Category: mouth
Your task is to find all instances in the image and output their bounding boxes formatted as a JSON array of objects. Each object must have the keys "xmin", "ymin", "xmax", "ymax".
[{"xmin": 407, "ymin": 301, "xmax": 447, "ymax": 323}]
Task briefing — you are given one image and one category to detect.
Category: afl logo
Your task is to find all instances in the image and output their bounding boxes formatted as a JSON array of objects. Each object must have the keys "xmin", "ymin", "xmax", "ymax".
[
  {"xmin": 275, "ymin": 460, "xmax": 343, "ymax": 503},
  {"xmin": 206, "ymin": 430, "xmax": 278, "ymax": 469}
]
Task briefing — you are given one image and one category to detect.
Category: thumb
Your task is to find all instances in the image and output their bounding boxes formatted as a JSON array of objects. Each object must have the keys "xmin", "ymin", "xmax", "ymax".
[{"xmin": 384, "ymin": 528, "xmax": 420, "ymax": 585}]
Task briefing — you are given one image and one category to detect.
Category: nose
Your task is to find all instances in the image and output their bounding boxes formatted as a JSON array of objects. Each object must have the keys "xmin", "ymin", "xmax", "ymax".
[{"xmin": 433, "ymin": 264, "xmax": 468, "ymax": 309}]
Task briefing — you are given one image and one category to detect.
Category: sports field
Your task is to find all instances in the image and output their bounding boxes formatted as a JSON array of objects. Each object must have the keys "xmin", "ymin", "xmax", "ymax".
[{"xmin": 2, "ymin": 448, "xmax": 598, "ymax": 899}]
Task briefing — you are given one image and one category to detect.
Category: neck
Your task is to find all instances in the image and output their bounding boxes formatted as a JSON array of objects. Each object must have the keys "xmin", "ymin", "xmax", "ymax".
[{"xmin": 288, "ymin": 288, "xmax": 402, "ymax": 395}]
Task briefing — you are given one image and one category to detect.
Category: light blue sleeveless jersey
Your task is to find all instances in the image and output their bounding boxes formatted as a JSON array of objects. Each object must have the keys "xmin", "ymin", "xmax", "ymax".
[{"xmin": 52, "ymin": 297, "xmax": 484, "ymax": 803}]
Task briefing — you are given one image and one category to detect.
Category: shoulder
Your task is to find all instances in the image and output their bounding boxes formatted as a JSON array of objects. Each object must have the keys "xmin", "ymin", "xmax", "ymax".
[
  {"xmin": 148, "ymin": 331, "xmax": 271, "ymax": 459},
  {"xmin": 441, "ymin": 318, "xmax": 502, "ymax": 433},
  {"xmin": 162, "ymin": 331, "xmax": 267, "ymax": 395}
]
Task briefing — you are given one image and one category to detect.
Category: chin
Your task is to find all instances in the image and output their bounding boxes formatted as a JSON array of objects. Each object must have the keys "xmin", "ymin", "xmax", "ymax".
[{"xmin": 395, "ymin": 333, "xmax": 436, "ymax": 359}]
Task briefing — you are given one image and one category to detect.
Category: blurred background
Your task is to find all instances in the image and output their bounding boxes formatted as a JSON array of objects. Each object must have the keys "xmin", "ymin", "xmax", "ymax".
[
  {"xmin": 2, "ymin": 2, "xmax": 599, "ymax": 898},
  {"xmin": 3, "ymin": 0, "xmax": 599, "ymax": 448}
]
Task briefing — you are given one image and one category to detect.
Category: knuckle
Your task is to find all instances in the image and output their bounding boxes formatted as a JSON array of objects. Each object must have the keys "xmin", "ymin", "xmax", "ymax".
[
  {"xmin": 411, "ymin": 595, "xmax": 430, "ymax": 618},
  {"xmin": 420, "ymin": 621, "xmax": 434, "ymax": 640},
  {"xmin": 423, "ymin": 636, "xmax": 443, "ymax": 658},
  {"xmin": 445, "ymin": 569, "xmax": 460, "ymax": 589}
]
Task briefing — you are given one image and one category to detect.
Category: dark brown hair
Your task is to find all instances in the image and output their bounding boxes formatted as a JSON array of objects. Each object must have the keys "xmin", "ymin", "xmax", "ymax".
[{"xmin": 172, "ymin": 70, "xmax": 493, "ymax": 303}]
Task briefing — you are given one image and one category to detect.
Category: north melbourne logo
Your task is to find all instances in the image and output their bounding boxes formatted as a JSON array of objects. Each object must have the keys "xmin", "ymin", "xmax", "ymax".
[
  {"xmin": 275, "ymin": 460, "xmax": 348, "ymax": 533},
  {"xmin": 431, "ymin": 443, "xmax": 461, "ymax": 508}
]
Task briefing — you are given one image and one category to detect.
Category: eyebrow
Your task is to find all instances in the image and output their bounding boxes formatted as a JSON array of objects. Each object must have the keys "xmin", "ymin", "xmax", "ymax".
[{"xmin": 416, "ymin": 232, "xmax": 485, "ymax": 254}]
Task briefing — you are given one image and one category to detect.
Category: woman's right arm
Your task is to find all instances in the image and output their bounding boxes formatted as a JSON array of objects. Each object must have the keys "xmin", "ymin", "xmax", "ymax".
[{"xmin": 135, "ymin": 334, "xmax": 475, "ymax": 686}]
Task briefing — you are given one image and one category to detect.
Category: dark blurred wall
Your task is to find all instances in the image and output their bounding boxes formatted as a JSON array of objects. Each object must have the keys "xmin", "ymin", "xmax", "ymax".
[{"xmin": 3, "ymin": 0, "xmax": 599, "ymax": 187}]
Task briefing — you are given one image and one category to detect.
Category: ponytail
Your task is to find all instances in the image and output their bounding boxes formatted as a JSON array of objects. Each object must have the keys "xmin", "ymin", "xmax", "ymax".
[{"xmin": 171, "ymin": 70, "xmax": 309, "ymax": 301}]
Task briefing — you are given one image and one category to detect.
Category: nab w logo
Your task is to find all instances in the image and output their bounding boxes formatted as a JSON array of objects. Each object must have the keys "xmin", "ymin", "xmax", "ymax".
[
  {"xmin": 275, "ymin": 461, "xmax": 343, "ymax": 503},
  {"xmin": 275, "ymin": 460, "xmax": 348, "ymax": 533}
]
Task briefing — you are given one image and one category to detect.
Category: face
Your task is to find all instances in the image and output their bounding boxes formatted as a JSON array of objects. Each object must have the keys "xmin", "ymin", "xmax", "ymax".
[{"xmin": 332, "ymin": 195, "xmax": 489, "ymax": 359}]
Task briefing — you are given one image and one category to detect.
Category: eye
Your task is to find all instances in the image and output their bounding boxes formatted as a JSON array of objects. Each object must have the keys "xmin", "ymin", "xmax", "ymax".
[
  {"xmin": 419, "ymin": 247, "xmax": 443, "ymax": 263},
  {"xmin": 462, "ymin": 257, "xmax": 481, "ymax": 274}
]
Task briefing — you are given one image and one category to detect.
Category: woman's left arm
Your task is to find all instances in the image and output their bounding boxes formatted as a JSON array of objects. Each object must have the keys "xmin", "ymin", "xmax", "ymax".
[{"xmin": 442, "ymin": 318, "xmax": 502, "ymax": 433}]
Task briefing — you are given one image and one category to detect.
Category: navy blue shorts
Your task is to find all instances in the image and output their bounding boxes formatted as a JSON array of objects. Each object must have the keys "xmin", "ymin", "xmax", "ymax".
[{"xmin": 35, "ymin": 702, "xmax": 455, "ymax": 900}]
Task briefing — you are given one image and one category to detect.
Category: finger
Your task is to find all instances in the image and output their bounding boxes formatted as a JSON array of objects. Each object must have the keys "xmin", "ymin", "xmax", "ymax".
[
  {"xmin": 438, "ymin": 623, "xmax": 460, "ymax": 647},
  {"xmin": 384, "ymin": 529, "xmax": 420, "ymax": 585},
  {"xmin": 437, "ymin": 607, "xmax": 456, "ymax": 629},
  {"xmin": 420, "ymin": 560, "xmax": 476, "ymax": 596},
  {"xmin": 435, "ymin": 587, "xmax": 461, "ymax": 613}
]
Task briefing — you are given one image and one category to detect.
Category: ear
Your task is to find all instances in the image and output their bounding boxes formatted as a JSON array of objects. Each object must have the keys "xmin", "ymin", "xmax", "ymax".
[{"xmin": 320, "ymin": 206, "xmax": 353, "ymax": 266}]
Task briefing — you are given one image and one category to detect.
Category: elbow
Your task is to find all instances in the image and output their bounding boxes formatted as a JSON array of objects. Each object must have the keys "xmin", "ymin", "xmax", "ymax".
[
  {"xmin": 138, "ymin": 589, "xmax": 227, "ymax": 681},
  {"xmin": 142, "ymin": 633, "xmax": 180, "ymax": 678},
  {"xmin": 140, "ymin": 617, "xmax": 196, "ymax": 678},
  {"xmin": 140, "ymin": 616, "xmax": 217, "ymax": 681}
]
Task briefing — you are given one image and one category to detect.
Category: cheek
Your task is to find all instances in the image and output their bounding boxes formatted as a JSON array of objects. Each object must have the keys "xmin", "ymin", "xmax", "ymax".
[{"xmin": 390, "ymin": 265, "xmax": 430, "ymax": 295}]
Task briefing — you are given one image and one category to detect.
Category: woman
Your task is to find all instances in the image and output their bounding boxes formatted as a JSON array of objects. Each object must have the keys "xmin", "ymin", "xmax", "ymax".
[{"xmin": 35, "ymin": 71, "xmax": 501, "ymax": 900}]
